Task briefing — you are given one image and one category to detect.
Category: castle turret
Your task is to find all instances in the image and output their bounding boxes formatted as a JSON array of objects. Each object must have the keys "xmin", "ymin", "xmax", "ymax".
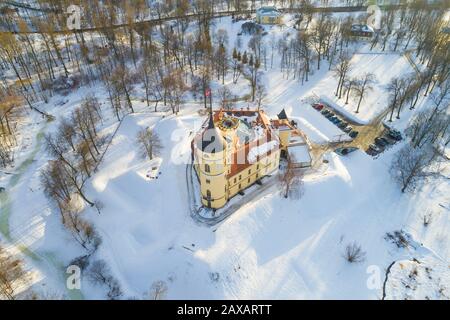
[{"xmin": 195, "ymin": 113, "xmax": 228, "ymax": 209}]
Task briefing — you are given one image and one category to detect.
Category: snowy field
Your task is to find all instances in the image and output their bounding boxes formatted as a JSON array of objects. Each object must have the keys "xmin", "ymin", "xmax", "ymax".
[
  {"xmin": 316, "ymin": 51, "xmax": 415, "ymax": 124},
  {"xmin": 82, "ymin": 112, "xmax": 450, "ymax": 299},
  {"xmin": 0, "ymin": 10, "xmax": 448, "ymax": 301}
]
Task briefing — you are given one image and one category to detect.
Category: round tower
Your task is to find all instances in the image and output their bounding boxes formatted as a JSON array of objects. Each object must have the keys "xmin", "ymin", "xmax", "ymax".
[{"xmin": 195, "ymin": 113, "xmax": 228, "ymax": 209}]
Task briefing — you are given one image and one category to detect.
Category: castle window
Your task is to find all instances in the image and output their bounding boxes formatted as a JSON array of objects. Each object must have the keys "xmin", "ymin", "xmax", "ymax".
[
  {"xmin": 239, "ymin": 184, "xmax": 242, "ymax": 189},
  {"xmin": 234, "ymin": 177, "xmax": 237, "ymax": 184},
  {"xmin": 257, "ymin": 164, "xmax": 260, "ymax": 170},
  {"xmin": 206, "ymin": 179, "xmax": 210, "ymax": 184},
  {"xmin": 248, "ymin": 169, "xmax": 251, "ymax": 175},
  {"xmin": 248, "ymin": 178, "xmax": 251, "ymax": 183},
  {"xmin": 206, "ymin": 190, "xmax": 211, "ymax": 199},
  {"xmin": 205, "ymin": 164, "xmax": 210, "ymax": 173},
  {"xmin": 239, "ymin": 175, "xmax": 242, "ymax": 180}
]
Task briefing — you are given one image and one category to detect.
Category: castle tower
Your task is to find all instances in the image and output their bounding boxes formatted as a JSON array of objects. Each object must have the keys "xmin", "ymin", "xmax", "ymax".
[
  {"xmin": 195, "ymin": 113, "xmax": 228, "ymax": 209},
  {"xmin": 276, "ymin": 108, "xmax": 291, "ymax": 152}
]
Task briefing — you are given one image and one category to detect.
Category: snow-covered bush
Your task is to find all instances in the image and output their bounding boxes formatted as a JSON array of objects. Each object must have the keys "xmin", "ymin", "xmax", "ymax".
[
  {"xmin": 87, "ymin": 260, "xmax": 123, "ymax": 300},
  {"xmin": 384, "ymin": 230, "xmax": 412, "ymax": 249},
  {"xmin": 343, "ymin": 242, "xmax": 366, "ymax": 264},
  {"xmin": 145, "ymin": 280, "xmax": 168, "ymax": 300}
]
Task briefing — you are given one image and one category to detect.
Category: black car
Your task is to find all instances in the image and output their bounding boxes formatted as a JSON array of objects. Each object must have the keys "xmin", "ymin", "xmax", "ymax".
[
  {"xmin": 321, "ymin": 109, "xmax": 331, "ymax": 115},
  {"xmin": 338, "ymin": 121, "xmax": 348, "ymax": 129},
  {"xmin": 375, "ymin": 137, "xmax": 389, "ymax": 147},
  {"xmin": 344, "ymin": 126, "xmax": 353, "ymax": 133},
  {"xmin": 387, "ymin": 130, "xmax": 402, "ymax": 141},
  {"xmin": 349, "ymin": 131, "xmax": 359, "ymax": 139},
  {"xmin": 382, "ymin": 135, "xmax": 398, "ymax": 145},
  {"xmin": 335, "ymin": 147, "xmax": 359, "ymax": 156}
]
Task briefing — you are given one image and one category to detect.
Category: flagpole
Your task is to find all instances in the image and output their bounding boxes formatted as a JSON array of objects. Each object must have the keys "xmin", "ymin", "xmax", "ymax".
[{"xmin": 209, "ymin": 90, "xmax": 212, "ymax": 113}]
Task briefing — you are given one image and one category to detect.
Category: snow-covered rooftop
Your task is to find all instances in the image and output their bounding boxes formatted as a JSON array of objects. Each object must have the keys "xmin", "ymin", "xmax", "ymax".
[
  {"xmin": 288, "ymin": 145, "xmax": 311, "ymax": 164},
  {"xmin": 257, "ymin": 6, "xmax": 281, "ymax": 17}
]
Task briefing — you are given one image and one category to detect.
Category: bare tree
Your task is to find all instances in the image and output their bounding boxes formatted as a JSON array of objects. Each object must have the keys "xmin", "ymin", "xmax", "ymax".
[
  {"xmin": 333, "ymin": 53, "xmax": 352, "ymax": 99},
  {"xmin": 278, "ymin": 155, "xmax": 304, "ymax": 199},
  {"xmin": 387, "ymin": 77, "xmax": 408, "ymax": 122},
  {"xmin": 218, "ymin": 86, "xmax": 234, "ymax": 110},
  {"xmin": 0, "ymin": 139, "xmax": 14, "ymax": 168},
  {"xmin": 163, "ymin": 70, "xmax": 187, "ymax": 114},
  {"xmin": 62, "ymin": 206, "xmax": 101, "ymax": 253},
  {"xmin": 0, "ymin": 245, "xmax": 27, "ymax": 300},
  {"xmin": 406, "ymin": 108, "xmax": 450, "ymax": 149},
  {"xmin": 255, "ymin": 83, "xmax": 267, "ymax": 110},
  {"xmin": 390, "ymin": 145, "xmax": 437, "ymax": 193},
  {"xmin": 145, "ymin": 280, "xmax": 168, "ymax": 300},
  {"xmin": 137, "ymin": 128, "xmax": 162, "ymax": 161},
  {"xmin": 354, "ymin": 73, "xmax": 376, "ymax": 113},
  {"xmin": 88, "ymin": 260, "xmax": 123, "ymax": 300},
  {"xmin": 343, "ymin": 78, "xmax": 357, "ymax": 105},
  {"xmin": 343, "ymin": 242, "xmax": 366, "ymax": 263}
]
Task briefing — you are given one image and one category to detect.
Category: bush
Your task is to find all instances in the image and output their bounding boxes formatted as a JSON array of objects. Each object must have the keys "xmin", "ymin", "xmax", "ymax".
[
  {"xmin": 343, "ymin": 242, "xmax": 366, "ymax": 263},
  {"xmin": 68, "ymin": 255, "xmax": 91, "ymax": 272},
  {"xmin": 384, "ymin": 230, "xmax": 412, "ymax": 249},
  {"xmin": 87, "ymin": 260, "xmax": 123, "ymax": 300}
]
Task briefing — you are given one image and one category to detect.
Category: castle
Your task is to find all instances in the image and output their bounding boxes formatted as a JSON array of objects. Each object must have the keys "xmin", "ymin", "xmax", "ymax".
[{"xmin": 192, "ymin": 109, "xmax": 312, "ymax": 209}]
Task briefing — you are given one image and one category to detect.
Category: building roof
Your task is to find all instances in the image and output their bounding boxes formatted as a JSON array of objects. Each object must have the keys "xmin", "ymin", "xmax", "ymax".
[
  {"xmin": 257, "ymin": 6, "xmax": 281, "ymax": 17},
  {"xmin": 288, "ymin": 145, "xmax": 311, "ymax": 164},
  {"xmin": 277, "ymin": 109, "xmax": 288, "ymax": 120},
  {"xmin": 197, "ymin": 113, "xmax": 225, "ymax": 153},
  {"xmin": 194, "ymin": 109, "xmax": 278, "ymax": 175}
]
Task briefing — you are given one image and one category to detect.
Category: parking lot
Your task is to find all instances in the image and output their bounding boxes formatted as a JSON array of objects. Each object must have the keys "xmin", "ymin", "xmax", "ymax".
[{"xmin": 310, "ymin": 102, "xmax": 402, "ymax": 158}]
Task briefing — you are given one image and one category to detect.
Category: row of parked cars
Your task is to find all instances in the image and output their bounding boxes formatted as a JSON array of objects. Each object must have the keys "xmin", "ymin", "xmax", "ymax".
[
  {"xmin": 312, "ymin": 103, "xmax": 359, "ymax": 139},
  {"xmin": 366, "ymin": 128, "xmax": 402, "ymax": 156}
]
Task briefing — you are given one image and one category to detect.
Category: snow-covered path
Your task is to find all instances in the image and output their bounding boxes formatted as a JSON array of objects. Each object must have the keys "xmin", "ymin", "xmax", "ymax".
[{"xmin": 0, "ymin": 124, "xmax": 84, "ymax": 299}]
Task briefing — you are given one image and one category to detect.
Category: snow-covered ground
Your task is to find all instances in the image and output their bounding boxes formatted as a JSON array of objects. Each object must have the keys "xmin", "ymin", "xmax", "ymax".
[
  {"xmin": 82, "ymin": 113, "xmax": 449, "ymax": 299},
  {"xmin": 317, "ymin": 51, "xmax": 415, "ymax": 124},
  {"xmin": 1, "ymin": 12, "xmax": 448, "ymax": 300}
]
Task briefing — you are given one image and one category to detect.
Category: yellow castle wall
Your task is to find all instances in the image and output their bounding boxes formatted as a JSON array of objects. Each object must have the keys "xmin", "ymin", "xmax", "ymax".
[
  {"xmin": 195, "ymin": 148, "xmax": 228, "ymax": 209},
  {"xmin": 227, "ymin": 150, "xmax": 280, "ymax": 199},
  {"xmin": 195, "ymin": 148, "xmax": 281, "ymax": 209}
]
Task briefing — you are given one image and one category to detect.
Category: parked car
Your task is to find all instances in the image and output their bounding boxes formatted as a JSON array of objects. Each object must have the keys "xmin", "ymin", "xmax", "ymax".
[
  {"xmin": 382, "ymin": 135, "xmax": 398, "ymax": 145},
  {"xmin": 366, "ymin": 148, "xmax": 377, "ymax": 156},
  {"xmin": 321, "ymin": 109, "xmax": 331, "ymax": 115},
  {"xmin": 333, "ymin": 119, "xmax": 342, "ymax": 125},
  {"xmin": 335, "ymin": 147, "xmax": 359, "ymax": 156},
  {"xmin": 329, "ymin": 115, "xmax": 338, "ymax": 122},
  {"xmin": 338, "ymin": 121, "xmax": 348, "ymax": 129},
  {"xmin": 369, "ymin": 144, "xmax": 382, "ymax": 153},
  {"xmin": 344, "ymin": 126, "xmax": 353, "ymax": 133},
  {"xmin": 375, "ymin": 137, "xmax": 389, "ymax": 147},
  {"xmin": 387, "ymin": 130, "xmax": 402, "ymax": 141},
  {"xmin": 313, "ymin": 103, "xmax": 324, "ymax": 111},
  {"xmin": 349, "ymin": 131, "xmax": 359, "ymax": 139}
]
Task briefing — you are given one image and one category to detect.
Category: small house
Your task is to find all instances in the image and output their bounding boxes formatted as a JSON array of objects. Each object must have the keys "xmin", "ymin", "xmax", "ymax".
[{"xmin": 256, "ymin": 6, "xmax": 282, "ymax": 25}]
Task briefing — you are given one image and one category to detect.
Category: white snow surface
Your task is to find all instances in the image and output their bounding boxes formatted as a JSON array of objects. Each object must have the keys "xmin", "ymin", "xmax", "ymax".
[{"xmin": 1, "ymin": 14, "xmax": 448, "ymax": 301}]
